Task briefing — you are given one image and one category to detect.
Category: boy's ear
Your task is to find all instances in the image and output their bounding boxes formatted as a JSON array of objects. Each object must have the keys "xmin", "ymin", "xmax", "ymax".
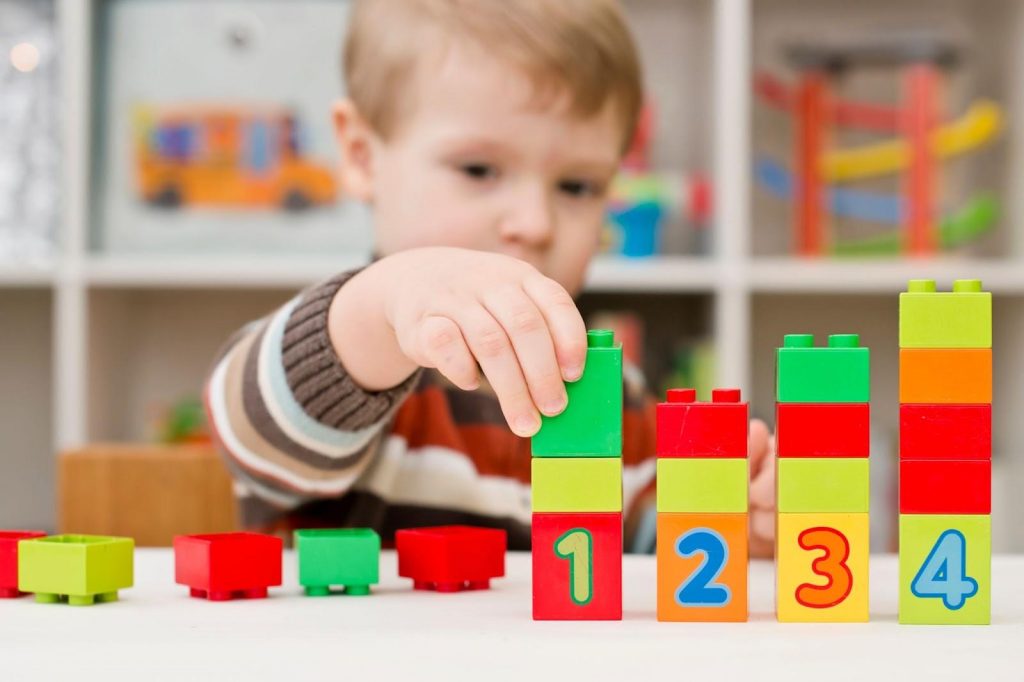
[{"xmin": 332, "ymin": 99, "xmax": 376, "ymax": 202}]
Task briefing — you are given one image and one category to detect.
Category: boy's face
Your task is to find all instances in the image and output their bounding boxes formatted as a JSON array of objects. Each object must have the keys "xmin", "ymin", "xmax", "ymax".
[{"xmin": 335, "ymin": 44, "xmax": 623, "ymax": 296}]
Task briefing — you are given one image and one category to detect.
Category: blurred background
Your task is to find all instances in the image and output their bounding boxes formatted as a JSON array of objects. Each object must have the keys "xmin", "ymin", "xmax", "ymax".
[{"xmin": 0, "ymin": 0, "xmax": 1020, "ymax": 551}]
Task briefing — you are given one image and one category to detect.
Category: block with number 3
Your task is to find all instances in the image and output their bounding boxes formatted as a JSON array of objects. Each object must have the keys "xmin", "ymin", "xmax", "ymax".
[
  {"xmin": 657, "ymin": 513, "xmax": 747, "ymax": 622},
  {"xmin": 777, "ymin": 513, "xmax": 869, "ymax": 622},
  {"xmin": 531, "ymin": 512, "xmax": 622, "ymax": 620}
]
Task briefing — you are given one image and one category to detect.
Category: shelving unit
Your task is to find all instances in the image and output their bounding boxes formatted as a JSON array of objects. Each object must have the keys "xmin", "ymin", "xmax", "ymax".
[{"xmin": 2, "ymin": 0, "xmax": 1020, "ymax": 550}]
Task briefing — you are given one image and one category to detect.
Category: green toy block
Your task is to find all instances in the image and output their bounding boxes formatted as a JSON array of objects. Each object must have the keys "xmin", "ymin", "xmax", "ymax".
[
  {"xmin": 656, "ymin": 458, "xmax": 748, "ymax": 513},
  {"xmin": 776, "ymin": 334, "xmax": 870, "ymax": 403},
  {"xmin": 899, "ymin": 514, "xmax": 990, "ymax": 625},
  {"xmin": 294, "ymin": 528, "xmax": 380, "ymax": 596},
  {"xmin": 531, "ymin": 329, "xmax": 622, "ymax": 457},
  {"xmin": 777, "ymin": 458, "xmax": 870, "ymax": 513},
  {"xmin": 899, "ymin": 279, "xmax": 992, "ymax": 349},
  {"xmin": 531, "ymin": 457, "xmax": 622, "ymax": 512},
  {"xmin": 18, "ymin": 534, "xmax": 133, "ymax": 606}
]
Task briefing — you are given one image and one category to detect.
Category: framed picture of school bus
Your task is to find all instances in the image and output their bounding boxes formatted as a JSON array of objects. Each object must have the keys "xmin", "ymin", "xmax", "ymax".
[{"xmin": 90, "ymin": 0, "xmax": 371, "ymax": 256}]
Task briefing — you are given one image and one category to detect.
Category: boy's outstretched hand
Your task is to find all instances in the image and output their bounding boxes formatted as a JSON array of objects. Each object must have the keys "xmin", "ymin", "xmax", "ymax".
[{"xmin": 748, "ymin": 418, "xmax": 776, "ymax": 557}]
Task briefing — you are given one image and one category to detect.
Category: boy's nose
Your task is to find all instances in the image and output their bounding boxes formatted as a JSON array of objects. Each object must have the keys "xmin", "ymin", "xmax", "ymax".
[{"xmin": 499, "ymin": 187, "xmax": 555, "ymax": 249}]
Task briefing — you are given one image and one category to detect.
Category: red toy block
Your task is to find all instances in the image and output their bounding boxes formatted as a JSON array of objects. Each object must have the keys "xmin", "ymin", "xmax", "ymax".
[
  {"xmin": 174, "ymin": 532, "xmax": 283, "ymax": 601},
  {"xmin": 776, "ymin": 403, "xmax": 870, "ymax": 458},
  {"xmin": 395, "ymin": 525, "xmax": 506, "ymax": 592},
  {"xmin": 0, "ymin": 531, "xmax": 46, "ymax": 598},
  {"xmin": 899, "ymin": 460, "xmax": 991, "ymax": 514},
  {"xmin": 656, "ymin": 388, "xmax": 749, "ymax": 458},
  {"xmin": 532, "ymin": 512, "xmax": 622, "ymax": 620},
  {"xmin": 899, "ymin": 404, "xmax": 991, "ymax": 461}
]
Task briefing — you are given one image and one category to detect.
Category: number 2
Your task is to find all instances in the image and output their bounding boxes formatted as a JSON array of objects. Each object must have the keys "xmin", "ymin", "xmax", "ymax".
[
  {"xmin": 796, "ymin": 526, "xmax": 853, "ymax": 608},
  {"xmin": 911, "ymin": 529, "xmax": 978, "ymax": 610},
  {"xmin": 555, "ymin": 529, "xmax": 592, "ymax": 605},
  {"xmin": 675, "ymin": 528, "xmax": 731, "ymax": 607}
]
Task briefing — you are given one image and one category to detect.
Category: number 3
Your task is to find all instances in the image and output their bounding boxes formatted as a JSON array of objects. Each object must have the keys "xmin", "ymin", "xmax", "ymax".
[
  {"xmin": 675, "ymin": 528, "xmax": 731, "ymax": 607},
  {"xmin": 796, "ymin": 526, "xmax": 853, "ymax": 608}
]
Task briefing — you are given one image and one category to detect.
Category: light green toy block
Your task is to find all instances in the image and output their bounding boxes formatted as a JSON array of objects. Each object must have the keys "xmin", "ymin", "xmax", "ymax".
[
  {"xmin": 18, "ymin": 534, "xmax": 134, "ymax": 606},
  {"xmin": 899, "ymin": 279, "xmax": 991, "ymax": 349},
  {"xmin": 656, "ymin": 458, "xmax": 748, "ymax": 513},
  {"xmin": 531, "ymin": 457, "xmax": 622, "ymax": 512},
  {"xmin": 531, "ymin": 329, "xmax": 622, "ymax": 458},
  {"xmin": 294, "ymin": 528, "xmax": 380, "ymax": 596},
  {"xmin": 777, "ymin": 458, "xmax": 870, "ymax": 513},
  {"xmin": 776, "ymin": 334, "xmax": 870, "ymax": 403},
  {"xmin": 899, "ymin": 514, "xmax": 990, "ymax": 625}
]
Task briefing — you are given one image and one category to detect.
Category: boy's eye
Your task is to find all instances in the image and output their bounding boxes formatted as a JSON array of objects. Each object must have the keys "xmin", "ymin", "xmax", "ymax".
[
  {"xmin": 460, "ymin": 163, "xmax": 498, "ymax": 180},
  {"xmin": 558, "ymin": 179, "xmax": 601, "ymax": 198}
]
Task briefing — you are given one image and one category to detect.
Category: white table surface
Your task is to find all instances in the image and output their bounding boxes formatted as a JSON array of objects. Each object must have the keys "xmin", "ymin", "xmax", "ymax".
[{"xmin": 1, "ymin": 550, "xmax": 1021, "ymax": 680}]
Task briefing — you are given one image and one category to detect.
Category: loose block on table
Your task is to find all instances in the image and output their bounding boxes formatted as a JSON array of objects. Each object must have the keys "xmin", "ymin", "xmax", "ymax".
[
  {"xmin": 655, "ymin": 388, "xmax": 748, "ymax": 458},
  {"xmin": 0, "ymin": 530, "xmax": 46, "ymax": 598},
  {"xmin": 899, "ymin": 460, "xmax": 991, "ymax": 514},
  {"xmin": 18, "ymin": 534, "xmax": 134, "ymax": 606},
  {"xmin": 656, "ymin": 458, "xmax": 748, "ymax": 513},
  {"xmin": 899, "ymin": 279, "xmax": 991, "ymax": 349},
  {"xmin": 899, "ymin": 404, "xmax": 991, "ymax": 460},
  {"xmin": 777, "ymin": 458, "xmax": 870, "ymax": 513},
  {"xmin": 776, "ymin": 403, "xmax": 870, "ymax": 458},
  {"xmin": 656, "ymin": 512, "xmax": 747, "ymax": 622},
  {"xmin": 531, "ymin": 457, "xmax": 622, "ymax": 512},
  {"xmin": 174, "ymin": 532, "xmax": 283, "ymax": 600},
  {"xmin": 776, "ymin": 334, "xmax": 870, "ymax": 403},
  {"xmin": 899, "ymin": 348, "xmax": 992, "ymax": 404},
  {"xmin": 294, "ymin": 528, "xmax": 380, "ymax": 596},
  {"xmin": 396, "ymin": 525, "xmax": 506, "ymax": 592}
]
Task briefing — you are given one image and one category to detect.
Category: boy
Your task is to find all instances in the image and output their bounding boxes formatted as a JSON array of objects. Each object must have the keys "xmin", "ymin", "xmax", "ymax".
[{"xmin": 205, "ymin": 0, "xmax": 776, "ymax": 553}]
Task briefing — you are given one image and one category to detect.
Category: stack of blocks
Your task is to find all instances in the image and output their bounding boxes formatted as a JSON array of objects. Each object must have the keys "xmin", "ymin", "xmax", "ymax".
[
  {"xmin": 898, "ymin": 279, "xmax": 991, "ymax": 625},
  {"xmin": 531, "ymin": 329, "xmax": 623, "ymax": 620},
  {"xmin": 655, "ymin": 388, "xmax": 749, "ymax": 621},
  {"xmin": 775, "ymin": 334, "xmax": 870, "ymax": 622}
]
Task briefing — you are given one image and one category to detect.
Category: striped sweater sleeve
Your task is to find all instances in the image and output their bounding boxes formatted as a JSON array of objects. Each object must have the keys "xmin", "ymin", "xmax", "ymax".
[{"xmin": 203, "ymin": 269, "xmax": 422, "ymax": 510}]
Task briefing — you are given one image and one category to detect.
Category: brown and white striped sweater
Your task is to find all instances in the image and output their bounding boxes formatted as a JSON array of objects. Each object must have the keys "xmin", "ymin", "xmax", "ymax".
[{"xmin": 204, "ymin": 270, "xmax": 658, "ymax": 550}]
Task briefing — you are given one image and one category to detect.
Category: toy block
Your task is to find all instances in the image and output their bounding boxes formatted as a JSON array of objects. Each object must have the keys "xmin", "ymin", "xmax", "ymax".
[
  {"xmin": 776, "ymin": 403, "xmax": 870, "ymax": 458},
  {"xmin": 899, "ymin": 279, "xmax": 991, "ymax": 349},
  {"xmin": 0, "ymin": 531, "xmax": 46, "ymax": 598},
  {"xmin": 531, "ymin": 457, "xmax": 622, "ymax": 512},
  {"xmin": 174, "ymin": 532, "xmax": 282, "ymax": 600},
  {"xmin": 532, "ymin": 512, "xmax": 622, "ymax": 620},
  {"xmin": 899, "ymin": 404, "xmax": 991, "ymax": 460},
  {"xmin": 899, "ymin": 460, "xmax": 990, "ymax": 514},
  {"xmin": 655, "ymin": 388, "xmax": 748, "ymax": 458},
  {"xmin": 899, "ymin": 348, "xmax": 991, "ymax": 404},
  {"xmin": 656, "ymin": 458, "xmax": 747, "ymax": 513},
  {"xmin": 294, "ymin": 528, "xmax": 380, "ymax": 596},
  {"xmin": 899, "ymin": 514, "xmax": 990, "ymax": 624},
  {"xmin": 396, "ymin": 525, "xmax": 506, "ymax": 592},
  {"xmin": 532, "ymin": 329, "xmax": 622, "ymax": 457},
  {"xmin": 776, "ymin": 334, "xmax": 870, "ymax": 403},
  {"xmin": 777, "ymin": 458, "xmax": 870, "ymax": 513},
  {"xmin": 18, "ymin": 534, "xmax": 133, "ymax": 606},
  {"xmin": 656, "ymin": 513, "xmax": 747, "ymax": 622},
  {"xmin": 776, "ymin": 513, "xmax": 869, "ymax": 622}
]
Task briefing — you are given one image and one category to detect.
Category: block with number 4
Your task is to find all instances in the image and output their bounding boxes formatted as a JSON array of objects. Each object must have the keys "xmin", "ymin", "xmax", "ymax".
[
  {"xmin": 776, "ymin": 513, "xmax": 869, "ymax": 622},
  {"xmin": 656, "ymin": 513, "xmax": 747, "ymax": 622},
  {"xmin": 531, "ymin": 512, "xmax": 621, "ymax": 621}
]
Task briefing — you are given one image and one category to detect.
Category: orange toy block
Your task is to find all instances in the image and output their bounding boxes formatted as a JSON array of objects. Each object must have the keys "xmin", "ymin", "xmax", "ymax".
[
  {"xmin": 776, "ymin": 513, "xmax": 869, "ymax": 623},
  {"xmin": 899, "ymin": 348, "xmax": 991, "ymax": 404},
  {"xmin": 656, "ymin": 513, "xmax": 748, "ymax": 622}
]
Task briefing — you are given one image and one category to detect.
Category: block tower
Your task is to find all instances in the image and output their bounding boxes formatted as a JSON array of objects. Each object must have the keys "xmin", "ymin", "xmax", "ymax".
[
  {"xmin": 531, "ymin": 329, "xmax": 623, "ymax": 620},
  {"xmin": 655, "ymin": 388, "xmax": 749, "ymax": 622},
  {"xmin": 898, "ymin": 279, "xmax": 991, "ymax": 625},
  {"xmin": 775, "ymin": 334, "xmax": 870, "ymax": 622}
]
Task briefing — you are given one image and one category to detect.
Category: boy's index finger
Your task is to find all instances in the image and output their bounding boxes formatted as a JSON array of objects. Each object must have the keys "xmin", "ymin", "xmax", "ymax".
[{"xmin": 522, "ymin": 275, "xmax": 588, "ymax": 382}]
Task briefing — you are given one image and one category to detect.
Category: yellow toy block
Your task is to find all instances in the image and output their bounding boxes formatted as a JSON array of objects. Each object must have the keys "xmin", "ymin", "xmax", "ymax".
[
  {"xmin": 656, "ymin": 458, "xmax": 748, "ymax": 513},
  {"xmin": 531, "ymin": 458, "xmax": 621, "ymax": 513},
  {"xmin": 777, "ymin": 513, "xmax": 869, "ymax": 623}
]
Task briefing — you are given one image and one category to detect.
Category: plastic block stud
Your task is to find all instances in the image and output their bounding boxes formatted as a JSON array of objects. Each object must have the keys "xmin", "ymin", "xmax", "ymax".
[
  {"xmin": 531, "ymin": 457, "xmax": 622, "ymax": 512},
  {"xmin": 655, "ymin": 388, "xmax": 749, "ymax": 458},
  {"xmin": 899, "ymin": 404, "xmax": 991, "ymax": 461},
  {"xmin": 531, "ymin": 330, "xmax": 622, "ymax": 457},
  {"xmin": 776, "ymin": 334, "xmax": 870, "ymax": 403},
  {"xmin": 294, "ymin": 528, "xmax": 380, "ymax": 597},
  {"xmin": 396, "ymin": 525, "xmax": 506, "ymax": 592},
  {"xmin": 0, "ymin": 531, "xmax": 46, "ymax": 598},
  {"xmin": 532, "ymin": 512, "xmax": 622, "ymax": 620},
  {"xmin": 777, "ymin": 458, "xmax": 870, "ymax": 513},
  {"xmin": 899, "ymin": 279, "xmax": 991, "ymax": 349},
  {"xmin": 776, "ymin": 403, "xmax": 870, "ymax": 458},
  {"xmin": 18, "ymin": 534, "xmax": 134, "ymax": 606},
  {"xmin": 174, "ymin": 532, "xmax": 283, "ymax": 601}
]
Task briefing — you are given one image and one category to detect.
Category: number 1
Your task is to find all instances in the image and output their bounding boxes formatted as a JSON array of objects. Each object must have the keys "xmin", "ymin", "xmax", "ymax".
[{"xmin": 555, "ymin": 528, "xmax": 593, "ymax": 605}]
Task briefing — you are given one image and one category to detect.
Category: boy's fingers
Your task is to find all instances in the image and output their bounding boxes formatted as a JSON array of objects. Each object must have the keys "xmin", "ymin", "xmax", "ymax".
[
  {"xmin": 455, "ymin": 304, "xmax": 539, "ymax": 437},
  {"xmin": 749, "ymin": 454, "xmax": 776, "ymax": 509},
  {"xmin": 750, "ymin": 508, "xmax": 776, "ymax": 543},
  {"xmin": 415, "ymin": 315, "xmax": 479, "ymax": 391},
  {"xmin": 747, "ymin": 418, "xmax": 772, "ymax": 477},
  {"xmin": 481, "ymin": 285, "xmax": 567, "ymax": 418},
  {"xmin": 522, "ymin": 274, "xmax": 588, "ymax": 382}
]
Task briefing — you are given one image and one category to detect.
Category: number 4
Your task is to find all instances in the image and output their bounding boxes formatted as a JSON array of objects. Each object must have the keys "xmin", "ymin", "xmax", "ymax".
[{"xmin": 911, "ymin": 529, "xmax": 979, "ymax": 610}]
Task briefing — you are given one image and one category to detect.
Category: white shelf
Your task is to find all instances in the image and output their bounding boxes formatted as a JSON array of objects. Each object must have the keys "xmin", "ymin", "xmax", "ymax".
[
  {"xmin": 0, "ymin": 262, "xmax": 56, "ymax": 287},
  {"xmin": 749, "ymin": 259, "xmax": 1024, "ymax": 294},
  {"xmin": 585, "ymin": 255, "xmax": 718, "ymax": 292}
]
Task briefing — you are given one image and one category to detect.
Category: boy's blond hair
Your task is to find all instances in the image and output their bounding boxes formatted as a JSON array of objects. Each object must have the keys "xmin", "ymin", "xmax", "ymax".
[{"xmin": 343, "ymin": 0, "xmax": 643, "ymax": 150}]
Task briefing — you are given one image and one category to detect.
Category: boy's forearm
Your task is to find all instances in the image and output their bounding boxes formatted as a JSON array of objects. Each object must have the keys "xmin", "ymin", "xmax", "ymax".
[{"xmin": 327, "ymin": 259, "xmax": 419, "ymax": 391}]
